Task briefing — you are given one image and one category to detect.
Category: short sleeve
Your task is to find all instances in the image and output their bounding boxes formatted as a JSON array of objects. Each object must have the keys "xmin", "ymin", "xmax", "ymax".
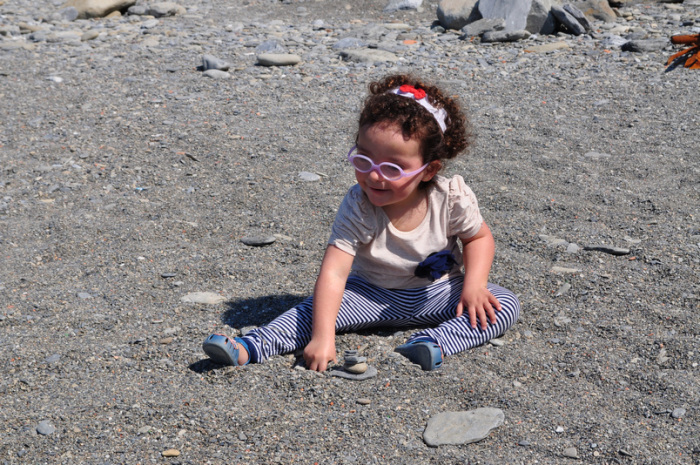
[
  {"xmin": 328, "ymin": 185, "xmax": 377, "ymax": 256},
  {"xmin": 447, "ymin": 175, "xmax": 483, "ymax": 239}
]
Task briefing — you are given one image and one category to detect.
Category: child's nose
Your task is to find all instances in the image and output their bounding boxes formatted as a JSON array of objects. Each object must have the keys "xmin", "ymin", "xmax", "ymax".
[{"xmin": 369, "ymin": 167, "xmax": 385, "ymax": 181}]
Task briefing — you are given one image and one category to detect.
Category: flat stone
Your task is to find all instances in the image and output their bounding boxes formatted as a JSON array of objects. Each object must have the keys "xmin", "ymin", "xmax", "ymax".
[
  {"xmin": 77, "ymin": 292, "xmax": 92, "ymax": 299},
  {"xmin": 37, "ymin": 420, "xmax": 56, "ymax": 436},
  {"xmin": 45, "ymin": 354, "xmax": 61, "ymax": 363},
  {"xmin": 330, "ymin": 365, "xmax": 377, "ymax": 380},
  {"xmin": 338, "ymin": 49, "xmax": 399, "ymax": 63},
  {"xmin": 622, "ymin": 39, "xmax": 669, "ymax": 53},
  {"xmin": 423, "ymin": 408, "xmax": 504, "ymax": 447},
  {"xmin": 202, "ymin": 69, "xmax": 230, "ymax": 79},
  {"xmin": 162, "ymin": 449, "xmax": 181, "ymax": 457},
  {"xmin": 240, "ymin": 235, "xmax": 276, "ymax": 246},
  {"xmin": 551, "ymin": 266, "xmax": 582, "ymax": 274},
  {"xmin": 481, "ymin": 29, "xmax": 530, "ymax": 42},
  {"xmin": 256, "ymin": 54, "xmax": 302, "ymax": 67},
  {"xmin": 357, "ymin": 398, "xmax": 371, "ymax": 405},
  {"xmin": 81, "ymin": 30, "xmax": 100, "ymax": 41},
  {"xmin": 299, "ymin": 171, "xmax": 321, "ymax": 182},
  {"xmin": 344, "ymin": 355, "xmax": 367, "ymax": 364},
  {"xmin": 180, "ymin": 292, "xmax": 226, "ymax": 305},
  {"xmin": 332, "ymin": 37, "xmax": 367, "ymax": 49},
  {"xmin": 583, "ymin": 245, "xmax": 630, "ymax": 255},
  {"xmin": 562, "ymin": 447, "xmax": 580, "ymax": 459},
  {"xmin": 488, "ymin": 337, "xmax": 505, "ymax": 346}
]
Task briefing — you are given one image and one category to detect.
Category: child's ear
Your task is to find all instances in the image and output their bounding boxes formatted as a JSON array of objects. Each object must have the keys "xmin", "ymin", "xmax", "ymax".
[{"xmin": 422, "ymin": 160, "xmax": 441, "ymax": 182}]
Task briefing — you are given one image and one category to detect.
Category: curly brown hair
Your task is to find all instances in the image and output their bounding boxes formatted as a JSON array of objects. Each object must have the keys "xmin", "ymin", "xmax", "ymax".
[{"xmin": 357, "ymin": 74, "xmax": 473, "ymax": 174}]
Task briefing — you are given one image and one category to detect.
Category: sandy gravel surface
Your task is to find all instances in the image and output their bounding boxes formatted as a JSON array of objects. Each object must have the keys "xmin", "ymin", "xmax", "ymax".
[{"xmin": 1, "ymin": 0, "xmax": 698, "ymax": 463}]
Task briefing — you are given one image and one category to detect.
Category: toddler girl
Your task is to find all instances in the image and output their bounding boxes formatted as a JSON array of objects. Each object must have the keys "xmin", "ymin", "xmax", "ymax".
[{"xmin": 203, "ymin": 74, "xmax": 520, "ymax": 371}]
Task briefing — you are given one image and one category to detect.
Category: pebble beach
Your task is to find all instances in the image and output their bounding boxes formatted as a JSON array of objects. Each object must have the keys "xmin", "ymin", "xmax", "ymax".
[{"xmin": 0, "ymin": 0, "xmax": 698, "ymax": 463}]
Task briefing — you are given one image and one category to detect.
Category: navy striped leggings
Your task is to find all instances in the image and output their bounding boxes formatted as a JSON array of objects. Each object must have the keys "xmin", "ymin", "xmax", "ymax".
[{"xmin": 242, "ymin": 275, "xmax": 520, "ymax": 363}]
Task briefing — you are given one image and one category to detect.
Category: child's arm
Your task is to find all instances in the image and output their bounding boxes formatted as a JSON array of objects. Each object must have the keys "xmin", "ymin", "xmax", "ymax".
[
  {"xmin": 457, "ymin": 221, "xmax": 502, "ymax": 330},
  {"xmin": 303, "ymin": 245, "xmax": 354, "ymax": 372}
]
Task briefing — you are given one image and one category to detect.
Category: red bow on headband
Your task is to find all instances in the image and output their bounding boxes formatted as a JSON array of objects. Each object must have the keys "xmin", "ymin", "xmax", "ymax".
[{"xmin": 399, "ymin": 84, "xmax": 426, "ymax": 100}]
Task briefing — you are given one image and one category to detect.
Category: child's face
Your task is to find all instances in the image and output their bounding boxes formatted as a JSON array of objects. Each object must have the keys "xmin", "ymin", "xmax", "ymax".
[{"xmin": 354, "ymin": 123, "xmax": 437, "ymax": 213}]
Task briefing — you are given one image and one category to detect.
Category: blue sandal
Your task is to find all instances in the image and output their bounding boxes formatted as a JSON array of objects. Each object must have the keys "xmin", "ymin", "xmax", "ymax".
[
  {"xmin": 202, "ymin": 334, "xmax": 250, "ymax": 366},
  {"xmin": 395, "ymin": 340, "xmax": 443, "ymax": 371}
]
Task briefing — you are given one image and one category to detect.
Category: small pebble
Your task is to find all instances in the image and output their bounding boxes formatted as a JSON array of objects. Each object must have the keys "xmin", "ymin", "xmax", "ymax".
[
  {"xmin": 357, "ymin": 398, "xmax": 371, "ymax": 405},
  {"xmin": 671, "ymin": 408, "xmax": 686, "ymax": 419},
  {"xmin": 162, "ymin": 449, "xmax": 180, "ymax": 457},
  {"xmin": 36, "ymin": 420, "xmax": 55, "ymax": 436},
  {"xmin": 344, "ymin": 362, "xmax": 368, "ymax": 374},
  {"xmin": 562, "ymin": 447, "xmax": 579, "ymax": 459}
]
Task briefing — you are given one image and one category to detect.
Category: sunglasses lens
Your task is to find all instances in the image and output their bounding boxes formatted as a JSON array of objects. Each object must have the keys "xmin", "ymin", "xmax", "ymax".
[
  {"xmin": 380, "ymin": 165, "xmax": 402, "ymax": 180},
  {"xmin": 351, "ymin": 156, "xmax": 372, "ymax": 172}
]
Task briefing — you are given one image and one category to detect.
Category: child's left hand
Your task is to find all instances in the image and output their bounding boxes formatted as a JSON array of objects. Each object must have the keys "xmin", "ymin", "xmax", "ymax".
[{"xmin": 456, "ymin": 285, "xmax": 502, "ymax": 330}]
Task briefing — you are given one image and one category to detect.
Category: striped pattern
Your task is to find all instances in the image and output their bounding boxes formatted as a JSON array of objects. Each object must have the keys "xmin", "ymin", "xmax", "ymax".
[{"xmin": 243, "ymin": 275, "xmax": 520, "ymax": 363}]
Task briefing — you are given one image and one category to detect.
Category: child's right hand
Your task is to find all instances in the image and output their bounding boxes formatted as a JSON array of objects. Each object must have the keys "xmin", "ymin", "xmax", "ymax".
[{"xmin": 303, "ymin": 336, "xmax": 337, "ymax": 372}]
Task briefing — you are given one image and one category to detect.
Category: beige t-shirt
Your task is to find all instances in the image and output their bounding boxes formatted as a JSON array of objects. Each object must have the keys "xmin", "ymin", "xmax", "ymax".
[{"xmin": 328, "ymin": 175, "xmax": 483, "ymax": 289}]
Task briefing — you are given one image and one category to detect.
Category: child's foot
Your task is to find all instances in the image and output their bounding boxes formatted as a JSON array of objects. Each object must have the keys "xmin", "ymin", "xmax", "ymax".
[
  {"xmin": 202, "ymin": 334, "xmax": 250, "ymax": 366},
  {"xmin": 395, "ymin": 340, "xmax": 443, "ymax": 371}
]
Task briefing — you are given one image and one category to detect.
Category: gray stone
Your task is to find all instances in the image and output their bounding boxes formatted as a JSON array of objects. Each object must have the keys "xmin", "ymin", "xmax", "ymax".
[
  {"xmin": 563, "ymin": 4, "xmax": 592, "ymax": 31},
  {"xmin": 460, "ymin": 18, "xmax": 505, "ymax": 37},
  {"xmin": 526, "ymin": 0, "xmax": 558, "ymax": 34},
  {"xmin": 256, "ymin": 54, "xmax": 302, "ymax": 66},
  {"xmin": 344, "ymin": 355, "xmax": 367, "ymax": 364},
  {"xmin": 423, "ymin": 408, "xmax": 504, "ymax": 447},
  {"xmin": 600, "ymin": 34, "xmax": 628, "ymax": 49},
  {"xmin": 583, "ymin": 245, "xmax": 630, "ymax": 255},
  {"xmin": 479, "ymin": 0, "xmax": 531, "ymax": 32},
  {"xmin": 299, "ymin": 171, "xmax": 320, "ymax": 182},
  {"xmin": 437, "ymin": 0, "xmax": 480, "ymax": 30},
  {"xmin": 63, "ymin": 0, "xmax": 136, "ymax": 19},
  {"xmin": 330, "ymin": 365, "xmax": 377, "ymax": 380},
  {"xmin": 339, "ymin": 49, "xmax": 399, "ymax": 63},
  {"xmin": 551, "ymin": 266, "xmax": 582, "ymax": 273},
  {"xmin": 256, "ymin": 40, "xmax": 287, "ymax": 54},
  {"xmin": 551, "ymin": 5, "xmax": 586, "ymax": 35},
  {"xmin": 141, "ymin": 19, "xmax": 159, "ymax": 29},
  {"xmin": 241, "ymin": 235, "xmax": 276, "ymax": 246},
  {"xmin": 127, "ymin": 4, "xmax": 147, "ymax": 15},
  {"xmin": 201, "ymin": 54, "xmax": 230, "ymax": 71},
  {"xmin": 332, "ymin": 37, "xmax": 367, "ymax": 50},
  {"xmin": 180, "ymin": 292, "xmax": 226, "ymax": 304},
  {"xmin": 145, "ymin": 2, "xmax": 185, "ymax": 17},
  {"xmin": 566, "ymin": 243, "xmax": 580, "ymax": 254},
  {"xmin": 344, "ymin": 362, "xmax": 368, "ymax": 374},
  {"xmin": 54, "ymin": 6, "xmax": 79, "ymax": 21},
  {"xmin": 77, "ymin": 292, "xmax": 92, "ymax": 299},
  {"xmin": 45, "ymin": 354, "xmax": 61, "ymax": 363},
  {"xmin": 481, "ymin": 29, "xmax": 530, "ymax": 42},
  {"xmin": 384, "ymin": 0, "xmax": 422, "ymax": 12},
  {"xmin": 621, "ymin": 39, "xmax": 669, "ymax": 53},
  {"xmin": 554, "ymin": 283, "xmax": 572, "ymax": 296},
  {"xmin": 562, "ymin": 447, "xmax": 580, "ymax": 458},
  {"xmin": 671, "ymin": 408, "xmax": 686, "ymax": 419},
  {"xmin": 202, "ymin": 69, "xmax": 230, "ymax": 79},
  {"xmin": 81, "ymin": 30, "xmax": 100, "ymax": 41},
  {"xmin": 37, "ymin": 420, "xmax": 56, "ymax": 436}
]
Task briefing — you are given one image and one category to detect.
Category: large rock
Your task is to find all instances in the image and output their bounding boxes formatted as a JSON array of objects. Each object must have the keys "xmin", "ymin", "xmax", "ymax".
[
  {"xmin": 145, "ymin": 2, "xmax": 186, "ymax": 17},
  {"xmin": 63, "ymin": 0, "xmax": 136, "ymax": 18},
  {"xmin": 460, "ymin": 17, "xmax": 505, "ymax": 38},
  {"xmin": 551, "ymin": 5, "xmax": 586, "ymax": 35},
  {"xmin": 437, "ymin": 0, "xmax": 480, "ymax": 30},
  {"xmin": 570, "ymin": 0, "xmax": 616, "ymax": 22},
  {"xmin": 478, "ymin": 0, "xmax": 558, "ymax": 34}
]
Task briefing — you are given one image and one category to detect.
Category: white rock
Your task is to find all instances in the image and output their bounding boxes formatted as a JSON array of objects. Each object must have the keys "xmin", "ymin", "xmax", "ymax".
[
  {"xmin": 181, "ymin": 292, "xmax": 226, "ymax": 305},
  {"xmin": 424, "ymin": 408, "xmax": 504, "ymax": 446}
]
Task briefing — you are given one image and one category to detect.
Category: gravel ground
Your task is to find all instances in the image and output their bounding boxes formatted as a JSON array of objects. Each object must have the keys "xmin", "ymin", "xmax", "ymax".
[{"xmin": 1, "ymin": 0, "xmax": 698, "ymax": 463}]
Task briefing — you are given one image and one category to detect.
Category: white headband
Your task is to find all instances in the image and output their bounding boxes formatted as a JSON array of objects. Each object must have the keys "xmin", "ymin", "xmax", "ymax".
[{"xmin": 390, "ymin": 85, "xmax": 448, "ymax": 132}]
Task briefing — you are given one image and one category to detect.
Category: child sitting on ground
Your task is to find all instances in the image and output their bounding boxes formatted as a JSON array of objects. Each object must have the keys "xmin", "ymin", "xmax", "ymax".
[{"xmin": 203, "ymin": 74, "xmax": 520, "ymax": 371}]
